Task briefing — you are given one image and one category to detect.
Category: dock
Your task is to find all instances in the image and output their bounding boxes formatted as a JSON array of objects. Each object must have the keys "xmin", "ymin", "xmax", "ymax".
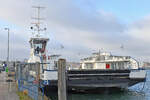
[{"xmin": 0, "ymin": 71, "xmax": 19, "ymax": 100}]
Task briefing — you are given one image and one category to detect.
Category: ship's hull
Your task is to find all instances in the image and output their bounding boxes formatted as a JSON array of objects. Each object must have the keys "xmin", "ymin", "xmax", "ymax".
[{"xmin": 42, "ymin": 69, "xmax": 146, "ymax": 92}]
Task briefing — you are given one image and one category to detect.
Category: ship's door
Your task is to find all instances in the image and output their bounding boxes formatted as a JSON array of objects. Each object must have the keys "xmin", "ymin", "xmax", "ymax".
[{"xmin": 106, "ymin": 63, "xmax": 110, "ymax": 69}]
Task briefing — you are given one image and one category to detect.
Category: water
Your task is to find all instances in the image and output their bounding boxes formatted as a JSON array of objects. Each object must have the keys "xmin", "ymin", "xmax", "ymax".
[{"xmin": 49, "ymin": 70, "xmax": 150, "ymax": 100}]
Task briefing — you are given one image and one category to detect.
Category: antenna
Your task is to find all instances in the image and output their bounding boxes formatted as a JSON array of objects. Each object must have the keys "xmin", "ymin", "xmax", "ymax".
[{"xmin": 31, "ymin": 6, "xmax": 47, "ymax": 37}]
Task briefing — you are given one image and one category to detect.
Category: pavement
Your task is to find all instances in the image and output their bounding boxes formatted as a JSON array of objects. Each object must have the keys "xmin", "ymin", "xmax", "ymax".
[{"xmin": 0, "ymin": 71, "xmax": 19, "ymax": 100}]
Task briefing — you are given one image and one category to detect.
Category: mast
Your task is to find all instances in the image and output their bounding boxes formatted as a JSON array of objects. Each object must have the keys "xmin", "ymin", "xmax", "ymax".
[
  {"xmin": 31, "ymin": 6, "xmax": 46, "ymax": 37},
  {"xmin": 28, "ymin": 6, "xmax": 49, "ymax": 63}
]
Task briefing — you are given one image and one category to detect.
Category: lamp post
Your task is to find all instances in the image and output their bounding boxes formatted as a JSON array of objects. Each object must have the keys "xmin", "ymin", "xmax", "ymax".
[{"xmin": 5, "ymin": 28, "xmax": 10, "ymax": 69}]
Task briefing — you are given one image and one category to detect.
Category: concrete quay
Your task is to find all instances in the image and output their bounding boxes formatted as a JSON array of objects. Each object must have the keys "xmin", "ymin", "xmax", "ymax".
[{"xmin": 0, "ymin": 71, "xmax": 19, "ymax": 100}]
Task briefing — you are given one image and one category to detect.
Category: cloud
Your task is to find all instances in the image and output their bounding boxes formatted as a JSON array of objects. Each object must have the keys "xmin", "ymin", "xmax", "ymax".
[
  {"xmin": 0, "ymin": 0, "xmax": 149, "ymax": 62},
  {"xmin": 43, "ymin": 0, "xmax": 128, "ymax": 61},
  {"xmin": 127, "ymin": 15, "xmax": 150, "ymax": 41},
  {"xmin": 122, "ymin": 16, "xmax": 150, "ymax": 59}
]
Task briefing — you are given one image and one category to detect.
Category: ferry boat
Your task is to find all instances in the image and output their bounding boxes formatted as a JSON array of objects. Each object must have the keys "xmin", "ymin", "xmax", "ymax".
[
  {"xmin": 73, "ymin": 52, "xmax": 146, "ymax": 90},
  {"xmin": 27, "ymin": 7, "xmax": 146, "ymax": 92},
  {"xmin": 27, "ymin": 34, "xmax": 146, "ymax": 91}
]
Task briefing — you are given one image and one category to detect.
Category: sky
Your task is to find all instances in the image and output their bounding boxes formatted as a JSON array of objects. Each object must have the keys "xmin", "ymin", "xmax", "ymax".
[{"xmin": 0, "ymin": 0, "xmax": 150, "ymax": 62}]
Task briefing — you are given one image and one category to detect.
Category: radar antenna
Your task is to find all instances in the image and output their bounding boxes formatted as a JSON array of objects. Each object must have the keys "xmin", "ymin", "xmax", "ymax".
[{"xmin": 31, "ymin": 6, "xmax": 47, "ymax": 37}]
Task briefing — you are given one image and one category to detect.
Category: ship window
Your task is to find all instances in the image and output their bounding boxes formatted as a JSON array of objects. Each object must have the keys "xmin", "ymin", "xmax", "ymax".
[
  {"xmin": 121, "ymin": 62, "xmax": 124, "ymax": 69},
  {"xmin": 111, "ymin": 63, "xmax": 115, "ymax": 69},
  {"xmin": 85, "ymin": 63, "xmax": 93, "ymax": 69},
  {"xmin": 118, "ymin": 62, "xmax": 125, "ymax": 69},
  {"xmin": 34, "ymin": 43, "xmax": 42, "ymax": 49},
  {"xmin": 116, "ymin": 63, "xmax": 119, "ymax": 69},
  {"xmin": 34, "ymin": 43, "xmax": 42, "ymax": 54}
]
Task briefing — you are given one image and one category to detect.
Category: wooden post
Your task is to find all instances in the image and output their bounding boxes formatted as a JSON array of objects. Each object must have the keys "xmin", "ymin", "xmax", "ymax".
[
  {"xmin": 36, "ymin": 63, "xmax": 40, "ymax": 85},
  {"xmin": 36, "ymin": 62, "xmax": 41, "ymax": 100},
  {"xmin": 58, "ymin": 59, "xmax": 67, "ymax": 100}
]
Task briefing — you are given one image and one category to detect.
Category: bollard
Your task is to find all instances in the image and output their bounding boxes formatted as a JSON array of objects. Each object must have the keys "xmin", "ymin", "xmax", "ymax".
[{"xmin": 58, "ymin": 59, "xmax": 67, "ymax": 100}]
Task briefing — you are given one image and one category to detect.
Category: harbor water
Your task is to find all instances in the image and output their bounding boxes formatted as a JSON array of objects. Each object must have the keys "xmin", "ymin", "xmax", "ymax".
[{"xmin": 48, "ymin": 70, "xmax": 150, "ymax": 100}]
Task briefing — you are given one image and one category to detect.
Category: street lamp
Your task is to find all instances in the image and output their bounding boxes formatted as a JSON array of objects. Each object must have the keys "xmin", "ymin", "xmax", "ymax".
[{"xmin": 5, "ymin": 28, "xmax": 10, "ymax": 69}]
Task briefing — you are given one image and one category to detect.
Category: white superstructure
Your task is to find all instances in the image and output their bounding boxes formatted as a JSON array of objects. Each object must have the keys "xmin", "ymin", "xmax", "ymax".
[
  {"xmin": 27, "ymin": 37, "xmax": 59, "ymax": 81},
  {"xmin": 80, "ymin": 52, "xmax": 139, "ymax": 70},
  {"xmin": 28, "ymin": 37, "xmax": 49, "ymax": 63}
]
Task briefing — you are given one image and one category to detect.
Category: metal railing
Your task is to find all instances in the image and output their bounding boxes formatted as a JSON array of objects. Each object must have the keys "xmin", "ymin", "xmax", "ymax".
[{"xmin": 16, "ymin": 62, "xmax": 45, "ymax": 100}]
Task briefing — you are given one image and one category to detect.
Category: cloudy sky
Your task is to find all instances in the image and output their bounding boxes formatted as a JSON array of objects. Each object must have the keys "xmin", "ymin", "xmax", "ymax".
[{"xmin": 0, "ymin": 0, "xmax": 150, "ymax": 62}]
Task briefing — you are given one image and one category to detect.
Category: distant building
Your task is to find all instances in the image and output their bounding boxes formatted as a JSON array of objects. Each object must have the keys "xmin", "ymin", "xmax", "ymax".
[
  {"xmin": 142, "ymin": 62, "xmax": 150, "ymax": 69},
  {"xmin": 67, "ymin": 62, "xmax": 80, "ymax": 70}
]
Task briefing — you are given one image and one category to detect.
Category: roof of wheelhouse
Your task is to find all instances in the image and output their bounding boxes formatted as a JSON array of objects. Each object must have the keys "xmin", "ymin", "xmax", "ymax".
[{"xmin": 29, "ymin": 37, "xmax": 49, "ymax": 43}]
